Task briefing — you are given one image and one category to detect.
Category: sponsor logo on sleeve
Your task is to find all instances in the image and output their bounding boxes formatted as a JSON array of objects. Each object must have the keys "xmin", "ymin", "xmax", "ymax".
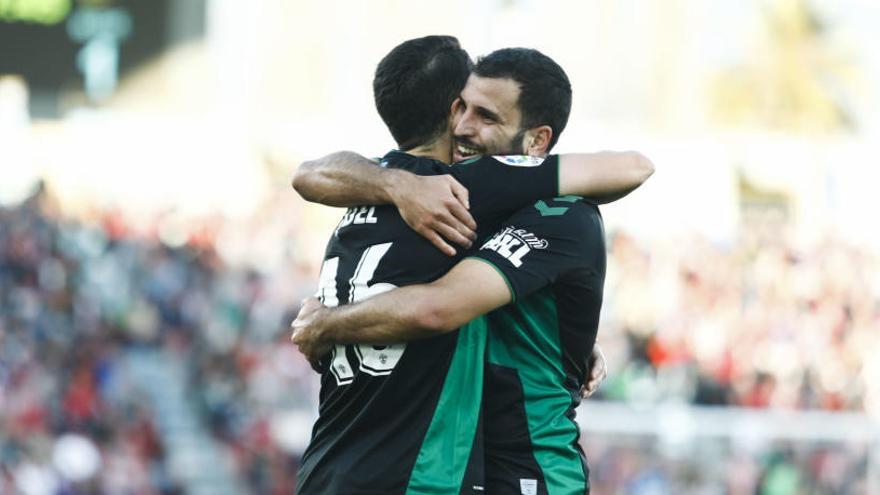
[
  {"xmin": 480, "ymin": 226, "xmax": 547, "ymax": 267},
  {"xmin": 492, "ymin": 155, "xmax": 546, "ymax": 167}
]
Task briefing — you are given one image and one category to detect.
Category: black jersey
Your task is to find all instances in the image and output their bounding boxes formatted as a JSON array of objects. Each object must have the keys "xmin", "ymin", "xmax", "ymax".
[
  {"xmin": 296, "ymin": 151, "xmax": 562, "ymax": 495},
  {"xmin": 468, "ymin": 197, "xmax": 606, "ymax": 495}
]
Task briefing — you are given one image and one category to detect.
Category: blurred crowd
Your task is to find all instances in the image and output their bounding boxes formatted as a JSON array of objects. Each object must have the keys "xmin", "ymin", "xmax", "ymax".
[
  {"xmin": 2, "ymin": 185, "xmax": 878, "ymax": 493},
  {"xmin": 0, "ymin": 187, "xmax": 316, "ymax": 494},
  {"xmin": 1, "ymin": 188, "xmax": 174, "ymax": 494},
  {"xmin": 585, "ymin": 435, "xmax": 868, "ymax": 495},
  {"xmin": 598, "ymin": 223, "xmax": 880, "ymax": 414}
]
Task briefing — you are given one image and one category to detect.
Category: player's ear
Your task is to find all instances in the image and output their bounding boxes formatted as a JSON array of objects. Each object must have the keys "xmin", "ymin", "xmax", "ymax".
[
  {"xmin": 449, "ymin": 97, "xmax": 462, "ymax": 116},
  {"xmin": 449, "ymin": 97, "xmax": 463, "ymax": 131},
  {"xmin": 524, "ymin": 125, "xmax": 552, "ymax": 156}
]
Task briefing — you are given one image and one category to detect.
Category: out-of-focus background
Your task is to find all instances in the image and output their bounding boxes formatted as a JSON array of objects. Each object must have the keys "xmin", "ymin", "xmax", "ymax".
[{"xmin": 1, "ymin": 0, "xmax": 878, "ymax": 493}]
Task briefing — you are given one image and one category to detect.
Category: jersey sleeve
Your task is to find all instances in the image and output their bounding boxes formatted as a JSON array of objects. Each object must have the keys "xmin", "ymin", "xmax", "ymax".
[
  {"xmin": 449, "ymin": 155, "xmax": 560, "ymax": 234},
  {"xmin": 466, "ymin": 197, "xmax": 605, "ymax": 301}
]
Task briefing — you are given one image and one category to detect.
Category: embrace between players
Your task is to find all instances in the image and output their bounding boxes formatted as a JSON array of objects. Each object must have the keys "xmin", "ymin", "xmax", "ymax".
[{"xmin": 289, "ymin": 36, "xmax": 654, "ymax": 495}]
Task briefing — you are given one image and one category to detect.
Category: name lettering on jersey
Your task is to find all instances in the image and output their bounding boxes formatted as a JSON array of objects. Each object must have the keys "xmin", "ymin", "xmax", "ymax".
[
  {"xmin": 480, "ymin": 226, "xmax": 547, "ymax": 267},
  {"xmin": 492, "ymin": 155, "xmax": 546, "ymax": 167},
  {"xmin": 336, "ymin": 206, "xmax": 378, "ymax": 234}
]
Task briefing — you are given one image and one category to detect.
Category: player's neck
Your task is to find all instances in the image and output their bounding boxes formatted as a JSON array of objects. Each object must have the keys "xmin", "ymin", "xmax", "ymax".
[{"xmin": 404, "ymin": 137, "xmax": 452, "ymax": 165}]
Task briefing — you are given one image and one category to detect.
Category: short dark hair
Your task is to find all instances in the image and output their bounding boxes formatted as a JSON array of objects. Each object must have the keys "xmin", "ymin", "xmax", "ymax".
[
  {"xmin": 373, "ymin": 35, "xmax": 473, "ymax": 150},
  {"xmin": 473, "ymin": 48, "xmax": 572, "ymax": 151}
]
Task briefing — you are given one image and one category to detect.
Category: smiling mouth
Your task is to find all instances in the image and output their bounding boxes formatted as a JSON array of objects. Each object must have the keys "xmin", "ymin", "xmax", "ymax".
[{"xmin": 454, "ymin": 142, "xmax": 482, "ymax": 161}]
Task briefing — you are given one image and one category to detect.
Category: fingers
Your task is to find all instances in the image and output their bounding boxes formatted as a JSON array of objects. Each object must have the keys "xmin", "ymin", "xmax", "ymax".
[
  {"xmin": 420, "ymin": 228, "xmax": 457, "ymax": 256},
  {"xmin": 582, "ymin": 378, "xmax": 597, "ymax": 398},
  {"xmin": 589, "ymin": 358, "xmax": 606, "ymax": 382},
  {"xmin": 290, "ymin": 324, "xmax": 325, "ymax": 373},
  {"xmin": 308, "ymin": 344, "xmax": 333, "ymax": 373},
  {"xmin": 294, "ymin": 298, "xmax": 321, "ymax": 324},
  {"xmin": 433, "ymin": 222, "xmax": 474, "ymax": 252},
  {"xmin": 592, "ymin": 345, "xmax": 607, "ymax": 379},
  {"xmin": 581, "ymin": 345, "xmax": 608, "ymax": 398},
  {"xmin": 290, "ymin": 321, "xmax": 305, "ymax": 345},
  {"xmin": 446, "ymin": 178, "xmax": 477, "ymax": 235},
  {"xmin": 448, "ymin": 178, "xmax": 472, "ymax": 214},
  {"xmin": 426, "ymin": 205, "xmax": 475, "ymax": 249},
  {"xmin": 446, "ymin": 202, "xmax": 477, "ymax": 241},
  {"xmin": 290, "ymin": 314, "xmax": 301, "ymax": 334},
  {"xmin": 582, "ymin": 371, "xmax": 605, "ymax": 397},
  {"xmin": 589, "ymin": 363, "xmax": 607, "ymax": 388},
  {"xmin": 398, "ymin": 175, "xmax": 477, "ymax": 255},
  {"xmin": 584, "ymin": 370, "xmax": 605, "ymax": 396}
]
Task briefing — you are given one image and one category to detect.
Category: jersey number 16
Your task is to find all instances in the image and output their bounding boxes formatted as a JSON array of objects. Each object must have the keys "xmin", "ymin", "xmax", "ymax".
[{"xmin": 316, "ymin": 242, "xmax": 406, "ymax": 385}]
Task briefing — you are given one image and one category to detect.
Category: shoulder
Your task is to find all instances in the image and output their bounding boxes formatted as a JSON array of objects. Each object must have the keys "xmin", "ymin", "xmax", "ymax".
[
  {"xmin": 489, "ymin": 154, "xmax": 553, "ymax": 167},
  {"xmin": 454, "ymin": 154, "xmax": 557, "ymax": 168},
  {"xmin": 567, "ymin": 200, "xmax": 604, "ymax": 233},
  {"xmin": 525, "ymin": 196, "xmax": 597, "ymax": 220},
  {"xmin": 506, "ymin": 197, "xmax": 603, "ymax": 241},
  {"xmin": 450, "ymin": 154, "xmax": 558, "ymax": 188},
  {"xmin": 383, "ymin": 151, "xmax": 450, "ymax": 176}
]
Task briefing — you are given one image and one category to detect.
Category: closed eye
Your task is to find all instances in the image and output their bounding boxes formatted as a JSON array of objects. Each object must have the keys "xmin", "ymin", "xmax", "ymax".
[{"xmin": 476, "ymin": 107, "xmax": 500, "ymax": 124}]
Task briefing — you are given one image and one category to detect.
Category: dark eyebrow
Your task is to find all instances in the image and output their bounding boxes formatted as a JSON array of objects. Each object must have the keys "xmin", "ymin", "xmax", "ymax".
[{"xmin": 476, "ymin": 106, "xmax": 501, "ymax": 123}]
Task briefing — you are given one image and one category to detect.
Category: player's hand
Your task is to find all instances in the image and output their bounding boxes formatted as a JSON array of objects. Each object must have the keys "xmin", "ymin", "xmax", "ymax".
[
  {"xmin": 391, "ymin": 174, "xmax": 477, "ymax": 256},
  {"xmin": 291, "ymin": 297, "xmax": 333, "ymax": 371},
  {"xmin": 581, "ymin": 344, "xmax": 607, "ymax": 398}
]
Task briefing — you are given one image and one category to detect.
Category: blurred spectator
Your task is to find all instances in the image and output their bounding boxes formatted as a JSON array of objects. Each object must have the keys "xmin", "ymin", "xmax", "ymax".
[
  {"xmin": 584, "ymin": 436, "xmax": 868, "ymax": 495},
  {"xmin": 598, "ymin": 228, "xmax": 880, "ymax": 414},
  {"xmin": 0, "ymin": 186, "xmax": 313, "ymax": 493}
]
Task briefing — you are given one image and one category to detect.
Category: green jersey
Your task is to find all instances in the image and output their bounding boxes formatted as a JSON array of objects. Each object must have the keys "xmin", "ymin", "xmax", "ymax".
[{"xmin": 468, "ymin": 196, "xmax": 606, "ymax": 495}]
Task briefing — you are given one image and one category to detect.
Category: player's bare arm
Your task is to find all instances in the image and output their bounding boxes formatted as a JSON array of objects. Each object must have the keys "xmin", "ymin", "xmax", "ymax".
[
  {"xmin": 293, "ymin": 151, "xmax": 477, "ymax": 256},
  {"xmin": 559, "ymin": 151, "xmax": 654, "ymax": 203},
  {"xmin": 291, "ymin": 259, "xmax": 510, "ymax": 366},
  {"xmin": 291, "ymin": 260, "xmax": 610, "ymax": 394},
  {"xmin": 295, "ymin": 149, "xmax": 653, "ymax": 211}
]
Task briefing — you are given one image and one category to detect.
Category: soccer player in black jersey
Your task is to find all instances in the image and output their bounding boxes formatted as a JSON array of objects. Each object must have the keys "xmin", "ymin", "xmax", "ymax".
[{"xmin": 292, "ymin": 38, "xmax": 651, "ymax": 495}]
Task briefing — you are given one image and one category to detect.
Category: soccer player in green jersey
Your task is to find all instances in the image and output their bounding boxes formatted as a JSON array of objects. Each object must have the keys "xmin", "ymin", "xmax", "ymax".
[{"xmin": 293, "ymin": 47, "xmax": 645, "ymax": 494}]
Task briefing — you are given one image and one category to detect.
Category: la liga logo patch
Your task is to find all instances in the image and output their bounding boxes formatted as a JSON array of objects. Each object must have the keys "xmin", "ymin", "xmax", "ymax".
[{"xmin": 492, "ymin": 155, "xmax": 546, "ymax": 167}]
